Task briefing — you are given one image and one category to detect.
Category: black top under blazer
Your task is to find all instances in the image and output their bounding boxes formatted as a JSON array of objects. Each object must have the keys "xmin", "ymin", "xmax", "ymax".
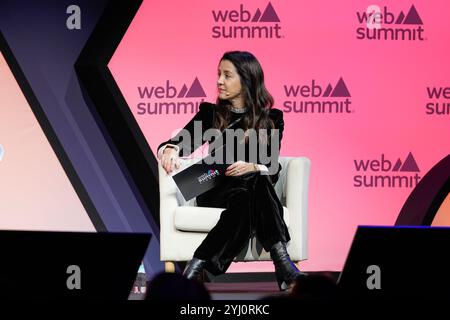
[{"xmin": 158, "ymin": 102, "xmax": 285, "ymax": 184}]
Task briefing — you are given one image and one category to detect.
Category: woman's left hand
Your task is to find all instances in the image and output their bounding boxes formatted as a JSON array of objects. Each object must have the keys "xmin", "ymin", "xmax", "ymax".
[{"xmin": 225, "ymin": 161, "xmax": 258, "ymax": 176}]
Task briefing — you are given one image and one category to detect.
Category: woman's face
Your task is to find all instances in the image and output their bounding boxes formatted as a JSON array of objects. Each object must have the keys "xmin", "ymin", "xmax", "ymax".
[{"xmin": 217, "ymin": 59, "xmax": 243, "ymax": 102}]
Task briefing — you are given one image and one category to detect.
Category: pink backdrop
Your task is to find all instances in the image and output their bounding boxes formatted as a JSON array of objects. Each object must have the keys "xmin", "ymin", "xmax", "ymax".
[{"xmin": 109, "ymin": 0, "xmax": 450, "ymax": 271}]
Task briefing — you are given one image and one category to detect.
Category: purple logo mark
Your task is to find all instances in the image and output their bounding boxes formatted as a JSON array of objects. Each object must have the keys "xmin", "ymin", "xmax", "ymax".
[
  {"xmin": 258, "ymin": 2, "xmax": 280, "ymax": 22},
  {"xmin": 211, "ymin": 2, "xmax": 282, "ymax": 39},
  {"xmin": 353, "ymin": 152, "xmax": 421, "ymax": 188},
  {"xmin": 356, "ymin": 4, "xmax": 425, "ymax": 41},
  {"xmin": 392, "ymin": 152, "xmax": 420, "ymax": 172},
  {"xmin": 137, "ymin": 77, "xmax": 206, "ymax": 115},
  {"xmin": 401, "ymin": 5, "xmax": 423, "ymax": 25},
  {"xmin": 322, "ymin": 78, "xmax": 351, "ymax": 98},
  {"xmin": 283, "ymin": 78, "xmax": 353, "ymax": 114},
  {"xmin": 425, "ymin": 86, "xmax": 450, "ymax": 116},
  {"xmin": 179, "ymin": 78, "xmax": 207, "ymax": 98}
]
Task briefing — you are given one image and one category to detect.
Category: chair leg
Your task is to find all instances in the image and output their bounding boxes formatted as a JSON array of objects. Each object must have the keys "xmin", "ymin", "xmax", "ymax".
[{"xmin": 165, "ymin": 262, "xmax": 175, "ymax": 273}]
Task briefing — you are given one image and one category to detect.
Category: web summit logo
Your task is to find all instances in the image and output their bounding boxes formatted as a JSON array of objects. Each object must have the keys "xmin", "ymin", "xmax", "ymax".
[
  {"xmin": 198, "ymin": 169, "xmax": 220, "ymax": 184},
  {"xmin": 425, "ymin": 86, "xmax": 450, "ymax": 116},
  {"xmin": 282, "ymin": 78, "xmax": 353, "ymax": 114},
  {"xmin": 137, "ymin": 77, "xmax": 206, "ymax": 115},
  {"xmin": 353, "ymin": 152, "xmax": 421, "ymax": 188},
  {"xmin": 356, "ymin": 4, "xmax": 425, "ymax": 41},
  {"xmin": 211, "ymin": 2, "xmax": 282, "ymax": 39}
]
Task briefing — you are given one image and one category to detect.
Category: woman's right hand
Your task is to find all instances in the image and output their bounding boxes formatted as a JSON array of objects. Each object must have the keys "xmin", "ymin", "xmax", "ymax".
[{"xmin": 160, "ymin": 147, "xmax": 180, "ymax": 174}]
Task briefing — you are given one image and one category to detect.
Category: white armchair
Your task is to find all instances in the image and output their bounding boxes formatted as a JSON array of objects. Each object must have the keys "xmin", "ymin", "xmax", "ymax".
[{"xmin": 159, "ymin": 157, "xmax": 311, "ymax": 272}]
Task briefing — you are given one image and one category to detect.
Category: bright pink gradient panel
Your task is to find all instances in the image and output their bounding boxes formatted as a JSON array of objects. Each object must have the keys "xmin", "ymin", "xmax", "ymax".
[
  {"xmin": 109, "ymin": 0, "xmax": 450, "ymax": 272},
  {"xmin": 0, "ymin": 53, "xmax": 95, "ymax": 232}
]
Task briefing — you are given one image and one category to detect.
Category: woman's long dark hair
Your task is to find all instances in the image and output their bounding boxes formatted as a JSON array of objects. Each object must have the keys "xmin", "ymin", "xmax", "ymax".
[{"xmin": 214, "ymin": 51, "xmax": 274, "ymax": 142}]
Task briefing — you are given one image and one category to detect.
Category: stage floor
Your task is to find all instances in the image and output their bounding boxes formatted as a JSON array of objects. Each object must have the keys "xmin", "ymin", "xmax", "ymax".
[
  {"xmin": 129, "ymin": 281, "xmax": 286, "ymax": 300},
  {"xmin": 206, "ymin": 281, "xmax": 287, "ymax": 300},
  {"xmin": 129, "ymin": 272, "xmax": 340, "ymax": 300}
]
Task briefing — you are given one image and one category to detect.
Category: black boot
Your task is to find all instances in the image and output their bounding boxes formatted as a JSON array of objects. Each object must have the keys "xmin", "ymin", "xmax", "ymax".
[
  {"xmin": 270, "ymin": 242, "xmax": 307, "ymax": 291},
  {"xmin": 183, "ymin": 257, "xmax": 206, "ymax": 282}
]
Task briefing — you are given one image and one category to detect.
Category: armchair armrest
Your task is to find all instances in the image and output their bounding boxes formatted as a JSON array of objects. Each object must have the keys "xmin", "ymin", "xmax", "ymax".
[
  {"xmin": 158, "ymin": 158, "xmax": 202, "ymax": 260},
  {"xmin": 285, "ymin": 157, "xmax": 311, "ymax": 260}
]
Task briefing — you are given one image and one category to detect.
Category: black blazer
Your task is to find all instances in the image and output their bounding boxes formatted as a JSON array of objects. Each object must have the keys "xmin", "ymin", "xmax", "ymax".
[{"xmin": 158, "ymin": 102, "xmax": 285, "ymax": 184}]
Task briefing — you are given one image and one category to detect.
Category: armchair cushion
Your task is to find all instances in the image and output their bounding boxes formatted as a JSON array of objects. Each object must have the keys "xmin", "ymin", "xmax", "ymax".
[{"xmin": 174, "ymin": 206, "xmax": 290, "ymax": 233}]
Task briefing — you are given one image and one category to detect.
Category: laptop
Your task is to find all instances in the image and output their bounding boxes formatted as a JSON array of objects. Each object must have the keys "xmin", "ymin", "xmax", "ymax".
[
  {"xmin": 0, "ymin": 230, "xmax": 151, "ymax": 300},
  {"xmin": 337, "ymin": 226, "xmax": 450, "ymax": 298}
]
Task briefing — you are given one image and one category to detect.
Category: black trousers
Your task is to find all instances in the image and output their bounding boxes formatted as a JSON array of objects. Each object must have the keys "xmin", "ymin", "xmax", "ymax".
[{"xmin": 194, "ymin": 172, "xmax": 290, "ymax": 275}]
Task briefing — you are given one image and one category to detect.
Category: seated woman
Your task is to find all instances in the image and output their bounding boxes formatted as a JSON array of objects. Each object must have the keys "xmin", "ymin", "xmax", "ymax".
[{"xmin": 157, "ymin": 51, "xmax": 305, "ymax": 291}]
